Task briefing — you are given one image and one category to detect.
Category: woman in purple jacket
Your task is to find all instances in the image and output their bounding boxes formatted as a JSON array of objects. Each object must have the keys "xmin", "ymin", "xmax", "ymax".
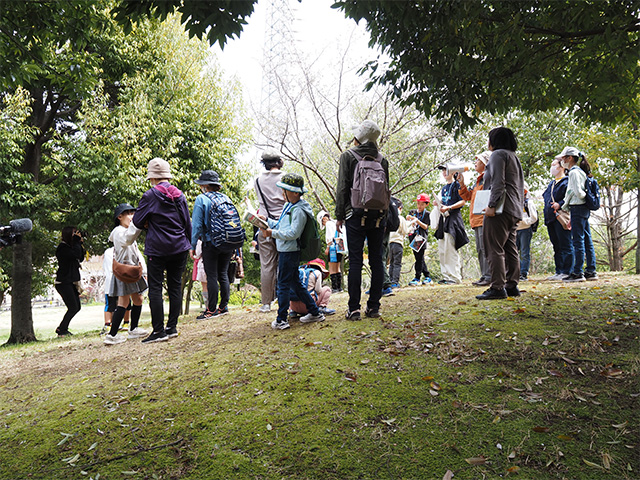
[{"xmin": 130, "ymin": 158, "xmax": 192, "ymax": 343}]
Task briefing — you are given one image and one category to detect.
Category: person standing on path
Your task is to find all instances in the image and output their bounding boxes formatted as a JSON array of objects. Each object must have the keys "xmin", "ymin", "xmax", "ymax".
[{"xmin": 54, "ymin": 226, "xmax": 85, "ymax": 336}]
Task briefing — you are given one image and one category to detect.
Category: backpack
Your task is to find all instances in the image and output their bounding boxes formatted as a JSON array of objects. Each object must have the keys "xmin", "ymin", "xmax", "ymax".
[
  {"xmin": 297, "ymin": 208, "xmax": 322, "ymax": 262},
  {"xmin": 524, "ymin": 198, "xmax": 539, "ymax": 233},
  {"xmin": 349, "ymin": 150, "xmax": 390, "ymax": 217},
  {"xmin": 585, "ymin": 176, "xmax": 601, "ymax": 211},
  {"xmin": 204, "ymin": 192, "xmax": 246, "ymax": 252},
  {"xmin": 385, "ymin": 197, "xmax": 400, "ymax": 233}
]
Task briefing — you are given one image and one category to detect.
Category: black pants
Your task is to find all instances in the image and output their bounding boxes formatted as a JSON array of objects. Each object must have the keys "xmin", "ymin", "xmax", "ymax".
[
  {"xmin": 201, "ymin": 244, "xmax": 232, "ymax": 312},
  {"xmin": 147, "ymin": 251, "xmax": 188, "ymax": 333},
  {"xmin": 345, "ymin": 216, "xmax": 385, "ymax": 313},
  {"xmin": 412, "ymin": 247, "xmax": 431, "ymax": 279},
  {"xmin": 55, "ymin": 282, "xmax": 81, "ymax": 332}
]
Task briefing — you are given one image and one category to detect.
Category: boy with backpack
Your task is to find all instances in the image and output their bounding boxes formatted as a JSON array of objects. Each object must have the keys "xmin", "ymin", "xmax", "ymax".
[
  {"xmin": 335, "ymin": 119, "xmax": 390, "ymax": 320},
  {"xmin": 259, "ymin": 173, "xmax": 324, "ymax": 330},
  {"xmin": 190, "ymin": 170, "xmax": 245, "ymax": 320}
]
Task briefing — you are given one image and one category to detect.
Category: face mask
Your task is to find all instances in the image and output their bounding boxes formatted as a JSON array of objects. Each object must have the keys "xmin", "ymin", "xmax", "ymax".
[{"xmin": 550, "ymin": 165, "xmax": 560, "ymax": 177}]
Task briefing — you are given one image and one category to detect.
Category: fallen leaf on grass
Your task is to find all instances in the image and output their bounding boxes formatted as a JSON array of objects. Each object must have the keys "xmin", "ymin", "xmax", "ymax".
[
  {"xmin": 532, "ymin": 426, "xmax": 550, "ymax": 433},
  {"xmin": 465, "ymin": 456, "xmax": 487, "ymax": 465},
  {"xmin": 548, "ymin": 369, "xmax": 563, "ymax": 377},
  {"xmin": 506, "ymin": 466, "xmax": 520, "ymax": 473},
  {"xmin": 612, "ymin": 422, "xmax": 628, "ymax": 429},
  {"xmin": 557, "ymin": 434, "xmax": 573, "ymax": 441},
  {"xmin": 513, "ymin": 308, "xmax": 526, "ymax": 314},
  {"xmin": 381, "ymin": 418, "xmax": 396, "ymax": 425},
  {"xmin": 602, "ymin": 453, "xmax": 612, "ymax": 469},
  {"xmin": 583, "ymin": 459, "xmax": 605, "ymax": 470},
  {"xmin": 443, "ymin": 470, "xmax": 454, "ymax": 480},
  {"xmin": 600, "ymin": 368, "xmax": 624, "ymax": 378},
  {"xmin": 430, "ymin": 381, "xmax": 441, "ymax": 391}
]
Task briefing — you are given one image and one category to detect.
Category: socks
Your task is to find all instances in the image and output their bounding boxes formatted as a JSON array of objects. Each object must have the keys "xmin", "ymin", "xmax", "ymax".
[
  {"xmin": 109, "ymin": 306, "xmax": 126, "ymax": 337},
  {"xmin": 130, "ymin": 304, "xmax": 142, "ymax": 331}
]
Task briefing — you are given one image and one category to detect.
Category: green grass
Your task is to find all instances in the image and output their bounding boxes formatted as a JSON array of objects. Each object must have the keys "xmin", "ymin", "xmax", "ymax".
[{"xmin": 0, "ymin": 275, "xmax": 638, "ymax": 479}]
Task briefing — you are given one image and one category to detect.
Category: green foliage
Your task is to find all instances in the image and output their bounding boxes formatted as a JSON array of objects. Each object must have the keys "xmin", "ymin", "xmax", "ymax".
[{"xmin": 334, "ymin": 1, "xmax": 640, "ymax": 133}]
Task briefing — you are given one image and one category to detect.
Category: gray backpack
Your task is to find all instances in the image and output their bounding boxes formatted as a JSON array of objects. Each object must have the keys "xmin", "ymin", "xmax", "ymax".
[{"xmin": 350, "ymin": 150, "xmax": 390, "ymax": 217}]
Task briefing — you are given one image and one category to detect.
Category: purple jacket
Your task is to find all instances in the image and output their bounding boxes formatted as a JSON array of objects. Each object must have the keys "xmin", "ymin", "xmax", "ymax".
[{"xmin": 133, "ymin": 182, "xmax": 192, "ymax": 257}]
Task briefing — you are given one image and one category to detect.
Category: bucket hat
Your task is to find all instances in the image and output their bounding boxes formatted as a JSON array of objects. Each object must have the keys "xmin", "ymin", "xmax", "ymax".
[
  {"xmin": 147, "ymin": 157, "xmax": 172, "ymax": 179},
  {"xmin": 276, "ymin": 173, "xmax": 308, "ymax": 194},
  {"xmin": 317, "ymin": 210, "xmax": 330, "ymax": 226},
  {"xmin": 307, "ymin": 258, "xmax": 329, "ymax": 278},
  {"xmin": 114, "ymin": 203, "xmax": 136, "ymax": 226},
  {"xmin": 352, "ymin": 119, "xmax": 381, "ymax": 145},
  {"xmin": 476, "ymin": 151, "xmax": 491, "ymax": 165},
  {"xmin": 194, "ymin": 170, "xmax": 221, "ymax": 186}
]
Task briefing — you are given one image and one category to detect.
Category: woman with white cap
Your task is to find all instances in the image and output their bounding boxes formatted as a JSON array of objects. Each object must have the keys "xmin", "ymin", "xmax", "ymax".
[
  {"xmin": 559, "ymin": 147, "xmax": 598, "ymax": 282},
  {"xmin": 317, "ymin": 210, "xmax": 347, "ymax": 293}
]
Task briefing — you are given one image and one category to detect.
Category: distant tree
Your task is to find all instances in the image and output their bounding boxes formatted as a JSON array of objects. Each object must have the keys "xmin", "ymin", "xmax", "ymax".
[{"xmin": 333, "ymin": 1, "xmax": 640, "ymax": 132}]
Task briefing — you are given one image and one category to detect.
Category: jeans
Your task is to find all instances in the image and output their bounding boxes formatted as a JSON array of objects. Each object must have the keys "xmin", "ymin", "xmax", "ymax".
[
  {"xmin": 569, "ymin": 205, "xmax": 596, "ymax": 275},
  {"xmin": 201, "ymin": 244, "xmax": 232, "ymax": 311},
  {"xmin": 547, "ymin": 220, "xmax": 573, "ymax": 275},
  {"xmin": 388, "ymin": 242, "xmax": 404, "ymax": 284},
  {"xmin": 55, "ymin": 282, "xmax": 81, "ymax": 332},
  {"xmin": 345, "ymin": 215, "xmax": 385, "ymax": 313},
  {"xmin": 516, "ymin": 227, "xmax": 533, "ymax": 278},
  {"xmin": 147, "ymin": 251, "xmax": 188, "ymax": 333},
  {"xmin": 276, "ymin": 251, "xmax": 319, "ymax": 322}
]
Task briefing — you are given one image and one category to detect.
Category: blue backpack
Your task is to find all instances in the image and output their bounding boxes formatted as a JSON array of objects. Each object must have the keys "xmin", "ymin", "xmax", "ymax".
[
  {"xmin": 585, "ymin": 176, "xmax": 601, "ymax": 211},
  {"xmin": 204, "ymin": 192, "xmax": 246, "ymax": 252}
]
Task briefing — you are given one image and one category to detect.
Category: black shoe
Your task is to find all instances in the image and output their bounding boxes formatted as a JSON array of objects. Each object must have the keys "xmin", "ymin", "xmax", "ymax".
[
  {"xmin": 563, "ymin": 273, "xmax": 586, "ymax": 283},
  {"xmin": 142, "ymin": 331, "xmax": 169, "ymax": 343},
  {"xmin": 212, "ymin": 307, "xmax": 229, "ymax": 317},
  {"xmin": 506, "ymin": 286, "xmax": 521, "ymax": 297},
  {"xmin": 364, "ymin": 308, "xmax": 380, "ymax": 318},
  {"xmin": 476, "ymin": 288, "xmax": 507, "ymax": 300},
  {"xmin": 345, "ymin": 309, "xmax": 361, "ymax": 320},
  {"xmin": 437, "ymin": 279, "xmax": 448, "ymax": 285},
  {"xmin": 584, "ymin": 271, "xmax": 599, "ymax": 281},
  {"xmin": 56, "ymin": 328, "xmax": 72, "ymax": 337},
  {"xmin": 165, "ymin": 327, "xmax": 178, "ymax": 338},
  {"xmin": 472, "ymin": 279, "xmax": 491, "ymax": 286},
  {"xmin": 197, "ymin": 310, "xmax": 214, "ymax": 320}
]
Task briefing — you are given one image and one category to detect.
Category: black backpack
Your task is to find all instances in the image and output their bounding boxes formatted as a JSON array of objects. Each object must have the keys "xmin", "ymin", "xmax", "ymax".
[{"xmin": 385, "ymin": 198, "xmax": 400, "ymax": 233}]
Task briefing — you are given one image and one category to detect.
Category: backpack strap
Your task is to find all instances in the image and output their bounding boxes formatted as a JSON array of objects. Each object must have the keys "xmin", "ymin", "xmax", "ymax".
[{"xmin": 255, "ymin": 178, "xmax": 274, "ymax": 220}]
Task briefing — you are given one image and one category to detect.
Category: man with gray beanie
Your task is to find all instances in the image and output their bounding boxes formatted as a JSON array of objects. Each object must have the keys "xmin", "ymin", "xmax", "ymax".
[
  {"xmin": 335, "ymin": 120, "xmax": 390, "ymax": 320},
  {"xmin": 253, "ymin": 149, "xmax": 286, "ymax": 312}
]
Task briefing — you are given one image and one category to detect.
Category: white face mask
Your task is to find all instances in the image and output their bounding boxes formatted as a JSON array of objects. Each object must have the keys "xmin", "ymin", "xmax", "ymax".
[{"xmin": 550, "ymin": 165, "xmax": 561, "ymax": 177}]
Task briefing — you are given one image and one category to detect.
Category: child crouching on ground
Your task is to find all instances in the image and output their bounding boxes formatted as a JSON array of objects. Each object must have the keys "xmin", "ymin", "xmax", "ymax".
[
  {"xmin": 259, "ymin": 173, "xmax": 325, "ymax": 330},
  {"xmin": 289, "ymin": 258, "xmax": 336, "ymax": 317},
  {"xmin": 104, "ymin": 203, "xmax": 149, "ymax": 345}
]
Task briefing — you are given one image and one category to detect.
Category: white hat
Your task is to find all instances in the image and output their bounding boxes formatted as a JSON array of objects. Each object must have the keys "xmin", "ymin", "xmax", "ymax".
[
  {"xmin": 316, "ymin": 210, "xmax": 329, "ymax": 226},
  {"xmin": 560, "ymin": 146, "xmax": 580, "ymax": 157},
  {"xmin": 352, "ymin": 120, "xmax": 381, "ymax": 145},
  {"xmin": 475, "ymin": 150, "xmax": 491, "ymax": 165}
]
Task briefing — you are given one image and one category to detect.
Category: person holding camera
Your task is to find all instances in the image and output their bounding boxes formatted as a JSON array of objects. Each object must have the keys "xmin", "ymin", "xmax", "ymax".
[{"xmin": 54, "ymin": 226, "xmax": 85, "ymax": 336}]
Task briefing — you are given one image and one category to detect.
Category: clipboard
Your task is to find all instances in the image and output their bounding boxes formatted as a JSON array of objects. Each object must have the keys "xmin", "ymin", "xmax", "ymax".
[{"xmin": 473, "ymin": 189, "xmax": 505, "ymax": 215}]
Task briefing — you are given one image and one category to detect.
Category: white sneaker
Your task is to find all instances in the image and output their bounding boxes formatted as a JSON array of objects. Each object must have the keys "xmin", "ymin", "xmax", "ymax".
[
  {"xmin": 259, "ymin": 304, "xmax": 271, "ymax": 313},
  {"xmin": 271, "ymin": 319, "xmax": 290, "ymax": 330},
  {"xmin": 104, "ymin": 334, "xmax": 126, "ymax": 345},
  {"xmin": 300, "ymin": 312, "xmax": 325, "ymax": 323},
  {"xmin": 128, "ymin": 327, "xmax": 149, "ymax": 339}
]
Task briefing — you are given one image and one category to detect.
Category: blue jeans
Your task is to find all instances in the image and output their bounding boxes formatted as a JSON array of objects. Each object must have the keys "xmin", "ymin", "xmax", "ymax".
[
  {"xmin": 276, "ymin": 251, "xmax": 319, "ymax": 322},
  {"xmin": 516, "ymin": 227, "xmax": 533, "ymax": 278},
  {"xmin": 569, "ymin": 205, "xmax": 596, "ymax": 275},
  {"xmin": 547, "ymin": 220, "xmax": 573, "ymax": 275},
  {"xmin": 147, "ymin": 251, "xmax": 188, "ymax": 333},
  {"xmin": 345, "ymin": 215, "xmax": 385, "ymax": 313}
]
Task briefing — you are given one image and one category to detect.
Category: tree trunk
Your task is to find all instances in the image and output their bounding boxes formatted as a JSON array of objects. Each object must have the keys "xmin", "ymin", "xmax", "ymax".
[{"xmin": 7, "ymin": 242, "xmax": 36, "ymax": 344}]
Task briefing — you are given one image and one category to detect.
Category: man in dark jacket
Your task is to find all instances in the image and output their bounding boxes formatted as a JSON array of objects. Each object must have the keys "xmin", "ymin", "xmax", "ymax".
[
  {"xmin": 131, "ymin": 157, "xmax": 192, "ymax": 342},
  {"xmin": 335, "ymin": 120, "xmax": 389, "ymax": 320}
]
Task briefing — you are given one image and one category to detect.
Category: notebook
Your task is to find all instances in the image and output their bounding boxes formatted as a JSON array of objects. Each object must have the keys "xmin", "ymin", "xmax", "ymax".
[{"xmin": 473, "ymin": 189, "xmax": 505, "ymax": 215}]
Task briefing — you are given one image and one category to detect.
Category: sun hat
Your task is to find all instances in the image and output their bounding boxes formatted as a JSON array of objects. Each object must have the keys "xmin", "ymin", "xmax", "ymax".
[
  {"xmin": 276, "ymin": 173, "xmax": 308, "ymax": 194},
  {"xmin": 307, "ymin": 258, "xmax": 329, "ymax": 278},
  {"xmin": 560, "ymin": 146, "xmax": 580, "ymax": 157},
  {"xmin": 317, "ymin": 210, "xmax": 330, "ymax": 226},
  {"xmin": 352, "ymin": 119, "xmax": 381, "ymax": 145},
  {"xmin": 194, "ymin": 170, "xmax": 221, "ymax": 186},
  {"xmin": 147, "ymin": 157, "xmax": 172, "ymax": 179},
  {"xmin": 114, "ymin": 203, "xmax": 136, "ymax": 226},
  {"xmin": 416, "ymin": 193, "xmax": 430, "ymax": 204},
  {"xmin": 476, "ymin": 151, "xmax": 491, "ymax": 165}
]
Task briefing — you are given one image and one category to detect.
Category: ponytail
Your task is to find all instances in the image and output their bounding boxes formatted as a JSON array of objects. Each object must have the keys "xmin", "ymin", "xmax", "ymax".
[{"xmin": 578, "ymin": 153, "xmax": 591, "ymax": 177}]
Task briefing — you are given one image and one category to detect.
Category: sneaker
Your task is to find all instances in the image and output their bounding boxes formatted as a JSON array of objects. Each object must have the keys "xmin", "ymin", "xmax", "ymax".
[
  {"xmin": 128, "ymin": 327, "xmax": 149, "ymax": 339},
  {"xmin": 259, "ymin": 304, "xmax": 271, "ymax": 313},
  {"xmin": 563, "ymin": 273, "xmax": 586, "ymax": 283},
  {"xmin": 382, "ymin": 287, "xmax": 394, "ymax": 296},
  {"xmin": 165, "ymin": 327, "xmax": 179, "ymax": 338},
  {"xmin": 104, "ymin": 334, "xmax": 126, "ymax": 345},
  {"xmin": 476, "ymin": 288, "xmax": 508, "ymax": 300},
  {"xmin": 212, "ymin": 307, "xmax": 229, "ymax": 317},
  {"xmin": 422, "ymin": 277, "xmax": 432, "ymax": 285},
  {"xmin": 391, "ymin": 283, "xmax": 400, "ymax": 289},
  {"xmin": 300, "ymin": 312, "xmax": 325, "ymax": 323},
  {"xmin": 197, "ymin": 309, "xmax": 215, "ymax": 320},
  {"xmin": 100, "ymin": 324, "xmax": 111, "ymax": 335},
  {"xmin": 546, "ymin": 273, "xmax": 565, "ymax": 281},
  {"xmin": 319, "ymin": 307, "xmax": 336, "ymax": 316},
  {"xmin": 141, "ymin": 331, "xmax": 169, "ymax": 344},
  {"xmin": 408, "ymin": 278, "xmax": 420, "ymax": 286},
  {"xmin": 271, "ymin": 319, "xmax": 290, "ymax": 330},
  {"xmin": 345, "ymin": 309, "xmax": 361, "ymax": 320},
  {"xmin": 438, "ymin": 279, "xmax": 456, "ymax": 285},
  {"xmin": 364, "ymin": 308, "xmax": 380, "ymax": 318},
  {"xmin": 584, "ymin": 272, "xmax": 599, "ymax": 281},
  {"xmin": 288, "ymin": 310, "xmax": 302, "ymax": 319},
  {"xmin": 472, "ymin": 278, "xmax": 491, "ymax": 286},
  {"xmin": 506, "ymin": 286, "xmax": 521, "ymax": 297},
  {"xmin": 519, "ymin": 275, "xmax": 528, "ymax": 282},
  {"xmin": 55, "ymin": 328, "xmax": 72, "ymax": 337}
]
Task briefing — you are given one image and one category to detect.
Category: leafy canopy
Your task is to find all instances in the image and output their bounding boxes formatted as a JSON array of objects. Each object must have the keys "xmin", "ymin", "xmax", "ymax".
[{"xmin": 333, "ymin": 1, "xmax": 640, "ymax": 133}]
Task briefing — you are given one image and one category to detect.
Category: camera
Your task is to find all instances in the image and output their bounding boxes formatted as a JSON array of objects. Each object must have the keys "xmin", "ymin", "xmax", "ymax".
[{"xmin": 0, "ymin": 218, "xmax": 33, "ymax": 247}]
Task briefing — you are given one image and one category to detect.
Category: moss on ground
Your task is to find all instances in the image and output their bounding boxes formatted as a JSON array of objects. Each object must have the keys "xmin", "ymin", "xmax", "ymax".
[{"xmin": 0, "ymin": 275, "xmax": 638, "ymax": 479}]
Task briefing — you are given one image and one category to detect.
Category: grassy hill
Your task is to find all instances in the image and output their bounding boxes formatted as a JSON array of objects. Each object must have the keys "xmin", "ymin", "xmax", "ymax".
[{"xmin": 0, "ymin": 275, "xmax": 638, "ymax": 479}]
